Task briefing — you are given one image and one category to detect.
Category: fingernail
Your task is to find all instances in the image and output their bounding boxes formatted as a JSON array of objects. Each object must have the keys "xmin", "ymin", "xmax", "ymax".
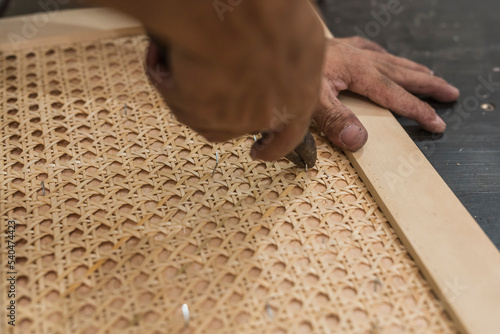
[
  {"xmin": 429, "ymin": 70, "xmax": 434, "ymax": 76},
  {"xmin": 432, "ymin": 115, "xmax": 446, "ymax": 132},
  {"xmin": 339, "ymin": 125, "xmax": 364, "ymax": 148},
  {"xmin": 448, "ymin": 85, "xmax": 460, "ymax": 96}
]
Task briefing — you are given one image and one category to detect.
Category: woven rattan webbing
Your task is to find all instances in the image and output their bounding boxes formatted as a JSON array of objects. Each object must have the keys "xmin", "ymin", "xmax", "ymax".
[{"xmin": 0, "ymin": 35, "xmax": 456, "ymax": 334}]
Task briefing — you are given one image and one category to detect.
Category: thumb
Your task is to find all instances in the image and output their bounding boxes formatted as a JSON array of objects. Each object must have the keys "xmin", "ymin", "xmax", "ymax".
[{"xmin": 314, "ymin": 96, "xmax": 368, "ymax": 151}]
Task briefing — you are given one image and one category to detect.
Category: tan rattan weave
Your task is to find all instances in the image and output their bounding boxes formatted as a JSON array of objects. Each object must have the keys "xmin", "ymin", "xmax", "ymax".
[{"xmin": 0, "ymin": 35, "xmax": 456, "ymax": 334}]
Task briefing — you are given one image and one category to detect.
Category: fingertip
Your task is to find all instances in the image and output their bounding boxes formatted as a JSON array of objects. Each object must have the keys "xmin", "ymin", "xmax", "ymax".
[
  {"xmin": 250, "ymin": 141, "xmax": 261, "ymax": 160},
  {"xmin": 314, "ymin": 97, "xmax": 368, "ymax": 152},
  {"xmin": 433, "ymin": 115, "xmax": 447, "ymax": 132},
  {"xmin": 250, "ymin": 134, "xmax": 280, "ymax": 162},
  {"xmin": 250, "ymin": 139, "xmax": 280, "ymax": 162},
  {"xmin": 435, "ymin": 85, "xmax": 460, "ymax": 103},
  {"xmin": 424, "ymin": 115, "xmax": 446, "ymax": 133},
  {"xmin": 449, "ymin": 85, "xmax": 460, "ymax": 99},
  {"xmin": 339, "ymin": 124, "xmax": 368, "ymax": 151},
  {"xmin": 250, "ymin": 123, "xmax": 309, "ymax": 162},
  {"xmin": 250, "ymin": 131, "xmax": 268, "ymax": 160}
]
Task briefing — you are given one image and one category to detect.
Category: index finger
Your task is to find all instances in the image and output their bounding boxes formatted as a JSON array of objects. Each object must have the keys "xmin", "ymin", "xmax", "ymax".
[{"xmin": 349, "ymin": 69, "xmax": 446, "ymax": 133}]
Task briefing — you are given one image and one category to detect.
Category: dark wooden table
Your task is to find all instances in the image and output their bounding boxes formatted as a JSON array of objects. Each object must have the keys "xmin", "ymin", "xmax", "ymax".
[{"xmin": 319, "ymin": 0, "xmax": 500, "ymax": 249}]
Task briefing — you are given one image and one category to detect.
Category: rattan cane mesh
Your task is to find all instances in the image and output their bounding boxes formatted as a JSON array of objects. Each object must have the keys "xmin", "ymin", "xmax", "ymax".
[{"xmin": 0, "ymin": 35, "xmax": 456, "ymax": 334}]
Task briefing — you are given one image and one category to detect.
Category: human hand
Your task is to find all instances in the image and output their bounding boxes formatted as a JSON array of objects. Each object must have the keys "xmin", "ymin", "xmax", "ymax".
[
  {"xmin": 141, "ymin": 0, "xmax": 325, "ymax": 162},
  {"xmin": 314, "ymin": 36, "xmax": 460, "ymax": 151}
]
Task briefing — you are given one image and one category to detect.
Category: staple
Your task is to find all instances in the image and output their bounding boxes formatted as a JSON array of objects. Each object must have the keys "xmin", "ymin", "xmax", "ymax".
[
  {"xmin": 305, "ymin": 163, "xmax": 308, "ymax": 173},
  {"xmin": 124, "ymin": 103, "xmax": 128, "ymax": 115},
  {"xmin": 265, "ymin": 302, "xmax": 274, "ymax": 319},
  {"xmin": 181, "ymin": 304, "xmax": 190, "ymax": 328},
  {"xmin": 253, "ymin": 135, "xmax": 257, "ymax": 142},
  {"xmin": 41, "ymin": 181, "xmax": 45, "ymax": 196},
  {"xmin": 212, "ymin": 151, "xmax": 219, "ymax": 176}
]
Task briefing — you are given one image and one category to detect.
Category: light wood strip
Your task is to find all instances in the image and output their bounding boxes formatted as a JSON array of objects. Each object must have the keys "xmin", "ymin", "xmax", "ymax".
[
  {"xmin": 0, "ymin": 8, "xmax": 143, "ymax": 51},
  {"xmin": 340, "ymin": 93, "xmax": 500, "ymax": 334}
]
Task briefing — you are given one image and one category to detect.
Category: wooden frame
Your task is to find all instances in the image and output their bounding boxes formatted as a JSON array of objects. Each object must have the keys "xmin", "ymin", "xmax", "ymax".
[
  {"xmin": 340, "ymin": 94, "xmax": 500, "ymax": 334},
  {"xmin": 1, "ymin": 8, "xmax": 499, "ymax": 334},
  {"xmin": 0, "ymin": 8, "xmax": 144, "ymax": 50}
]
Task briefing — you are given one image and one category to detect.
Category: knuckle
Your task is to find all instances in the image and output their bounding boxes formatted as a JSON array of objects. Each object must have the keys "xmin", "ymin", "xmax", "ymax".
[
  {"xmin": 351, "ymin": 36, "xmax": 365, "ymax": 45},
  {"xmin": 377, "ymin": 77, "xmax": 400, "ymax": 106},
  {"xmin": 409, "ymin": 101, "xmax": 435, "ymax": 123},
  {"xmin": 315, "ymin": 104, "xmax": 348, "ymax": 133},
  {"xmin": 420, "ymin": 106, "xmax": 437, "ymax": 123},
  {"xmin": 397, "ymin": 67, "xmax": 414, "ymax": 82},
  {"xmin": 378, "ymin": 74, "xmax": 395, "ymax": 90},
  {"xmin": 346, "ymin": 61, "xmax": 365, "ymax": 83}
]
